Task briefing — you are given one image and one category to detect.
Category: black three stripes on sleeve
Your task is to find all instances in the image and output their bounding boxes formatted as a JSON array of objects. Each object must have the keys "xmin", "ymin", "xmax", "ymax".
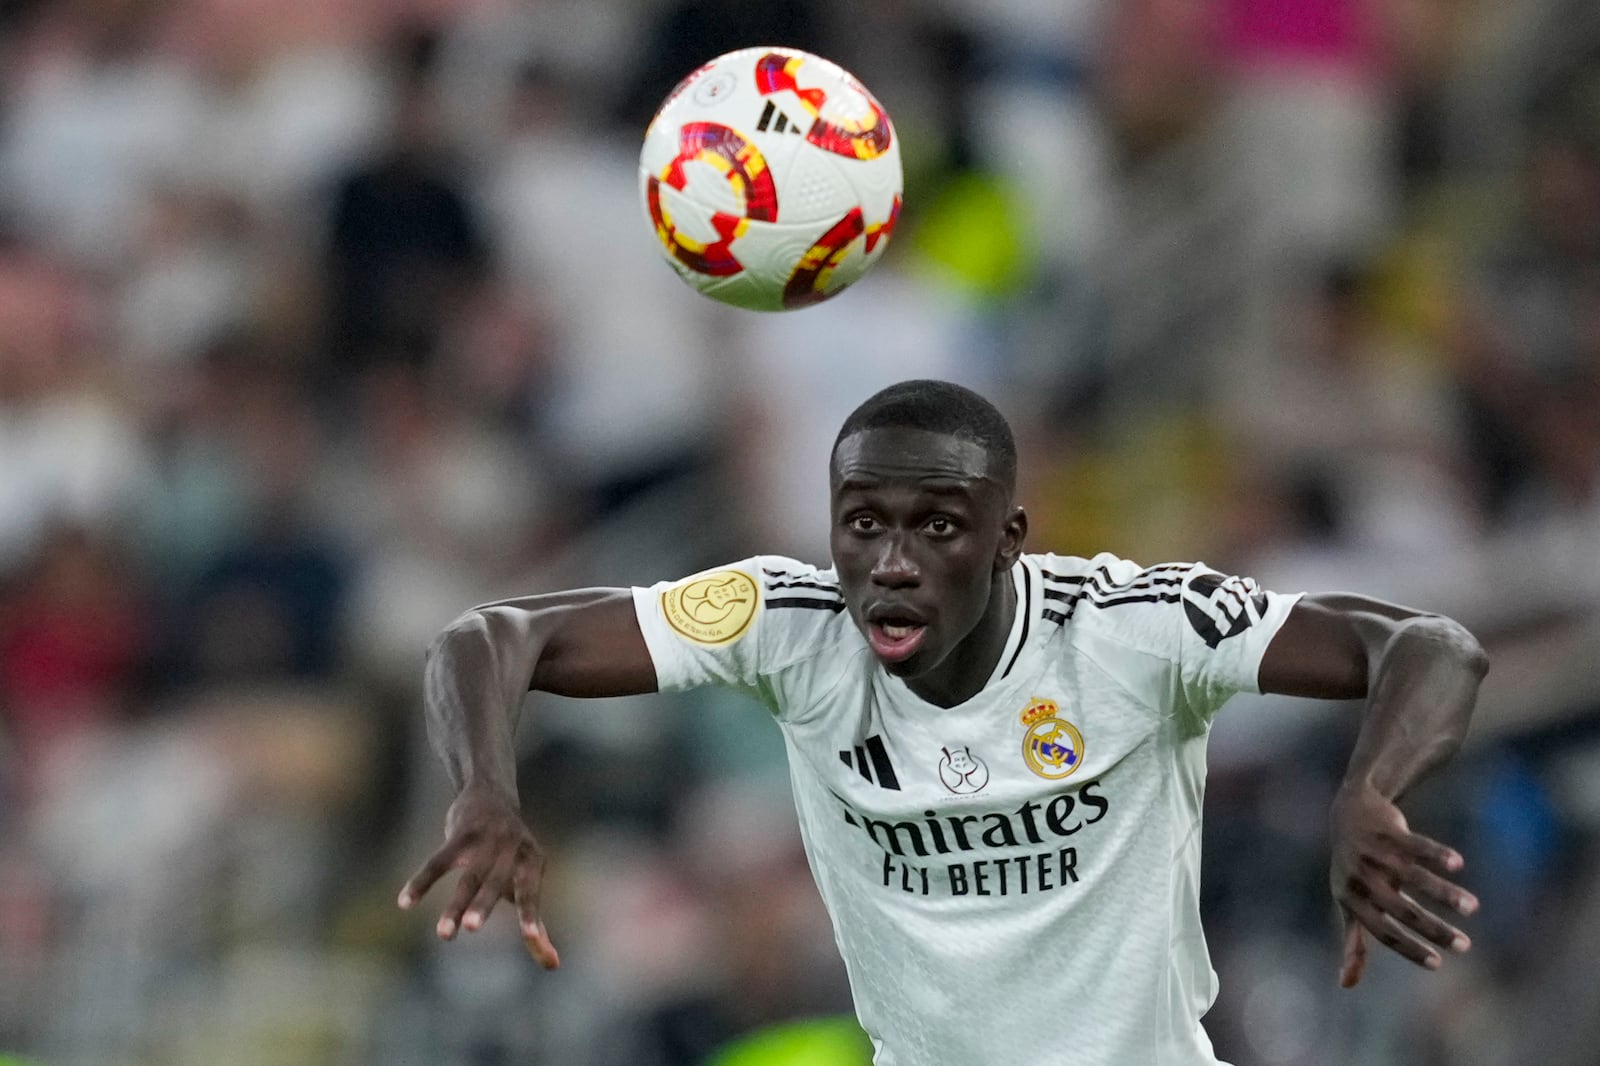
[
  {"xmin": 767, "ymin": 597, "xmax": 846, "ymax": 612},
  {"xmin": 1040, "ymin": 563, "xmax": 1188, "ymax": 626},
  {"xmin": 763, "ymin": 567, "xmax": 846, "ymax": 612}
]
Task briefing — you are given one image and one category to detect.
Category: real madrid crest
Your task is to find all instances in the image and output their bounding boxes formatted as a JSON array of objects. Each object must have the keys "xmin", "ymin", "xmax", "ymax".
[{"xmin": 1019, "ymin": 698, "xmax": 1085, "ymax": 780}]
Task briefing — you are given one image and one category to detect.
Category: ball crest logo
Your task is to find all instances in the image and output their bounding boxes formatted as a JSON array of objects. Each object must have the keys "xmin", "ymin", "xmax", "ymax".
[
  {"xmin": 692, "ymin": 70, "xmax": 738, "ymax": 107},
  {"xmin": 1019, "ymin": 698, "xmax": 1086, "ymax": 781},
  {"xmin": 662, "ymin": 570, "xmax": 759, "ymax": 646}
]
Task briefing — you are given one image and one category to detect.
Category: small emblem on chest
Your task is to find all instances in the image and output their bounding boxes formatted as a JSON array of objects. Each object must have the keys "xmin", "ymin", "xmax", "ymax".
[
  {"xmin": 937, "ymin": 745, "xmax": 990, "ymax": 794},
  {"xmin": 1019, "ymin": 698, "xmax": 1086, "ymax": 780}
]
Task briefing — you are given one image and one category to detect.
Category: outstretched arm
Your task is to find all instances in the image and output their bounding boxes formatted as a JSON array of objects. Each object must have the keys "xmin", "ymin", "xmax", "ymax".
[
  {"xmin": 1258, "ymin": 593, "xmax": 1490, "ymax": 987},
  {"xmin": 397, "ymin": 588, "xmax": 658, "ymax": 968}
]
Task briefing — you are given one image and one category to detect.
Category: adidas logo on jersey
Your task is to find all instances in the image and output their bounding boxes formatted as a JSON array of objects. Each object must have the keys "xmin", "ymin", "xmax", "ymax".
[
  {"xmin": 1182, "ymin": 571, "xmax": 1267, "ymax": 648},
  {"xmin": 840, "ymin": 734, "xmax": 900, "ymax": 790}
]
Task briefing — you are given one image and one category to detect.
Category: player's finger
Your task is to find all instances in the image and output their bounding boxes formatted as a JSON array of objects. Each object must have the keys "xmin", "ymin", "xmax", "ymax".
[
  {"xmin": 513, "ymin": 864, "xmax": 560, "ymax": 970},
  {"xmin": 1395, "ymin": 860, "xmax": 1479, "ymax": 918},
  {"xmin": 1389, "ymin": 829, "xmax": 1464, "ymax": 877},
  {"xmin": 398, "ymin": 841, "xmax": 463, "ymax": 909},
  {"xmin": 511, "ymin": 862, "xmax": 543, "ymax": 934},
  {"xmin": 1339, "ymin": 908, "xmax": 1367, "ymax": 989},
  {"xmin": 1344, "ymin": 894, "xmax": 1441, "ymax": 971},
  {"xmin": 1358, "ymin": 856, "xmax": 1473, "ymax": 953},
  {"xmin": 460, "ymin": 853, "xmax": 516, "ymax": 933},
  {"xmin": 522, "ymin": 921, "xmax": 561, "ymax": 970},
  {"xmin": 1383, "ymin": 889, "xmax": 1471, "ymax": 955},
  {"xmin": 437, "ymin": 867, "xmax": 485, "ymax": 940}
]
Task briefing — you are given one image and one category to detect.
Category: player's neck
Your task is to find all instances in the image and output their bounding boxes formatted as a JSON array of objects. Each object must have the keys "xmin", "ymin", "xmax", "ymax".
[{"xmin": 903, "ymin": 568, "xmax": 1017, "ymax": 709}]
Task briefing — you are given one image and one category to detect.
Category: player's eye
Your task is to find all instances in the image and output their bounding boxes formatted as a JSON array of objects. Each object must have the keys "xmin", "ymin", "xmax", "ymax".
[
  {"xmin": 847, "ymin": 514, "xmax": 881, "ymax": 534},
  {"xmin": 923, "ymin": 516, "xmax": 956, "ymax": 537}
]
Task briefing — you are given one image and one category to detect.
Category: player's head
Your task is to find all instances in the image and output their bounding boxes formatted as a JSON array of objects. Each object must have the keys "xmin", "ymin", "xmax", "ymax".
[
  {"xmin": 832, "ymin": 379, "xmax": 1018, "ymax": 497},
  {"xmin": 828, "ymin": 380, "xmax": 1027, "ymax": 684}
]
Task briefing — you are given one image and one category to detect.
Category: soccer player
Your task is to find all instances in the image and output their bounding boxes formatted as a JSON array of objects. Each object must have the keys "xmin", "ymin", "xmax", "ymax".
[{"xmin": 398, "ymin": 380, "xmax": 1488, "ymax": 1064}]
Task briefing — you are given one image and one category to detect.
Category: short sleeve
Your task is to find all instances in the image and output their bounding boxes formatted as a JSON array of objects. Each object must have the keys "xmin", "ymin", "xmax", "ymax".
[
  {"xmin": 633, "ymin": 558, "xmax": 769, "ymax": 694},
  {"xmin": 1173, "ymin": 564, "xmax": 1302, "ymax": 723},
  {"xmin": 632, "ymin": 554, "xmax": 852, "ymax": 712},
  {"xmin": 1058, "ymin": 554, "xmax": 1301, "ymax": 732}
]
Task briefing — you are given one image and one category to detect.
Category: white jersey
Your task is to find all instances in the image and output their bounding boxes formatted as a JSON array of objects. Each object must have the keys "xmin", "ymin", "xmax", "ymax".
[{"xmin": 632, "ymin": 552, "xmax": 1301, "ymax": 1066}]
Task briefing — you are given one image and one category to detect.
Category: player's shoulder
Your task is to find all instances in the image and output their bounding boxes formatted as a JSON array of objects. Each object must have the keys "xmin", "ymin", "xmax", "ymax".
[
  {"xmin": 1029, "ymin": 550, "xmax": 1196, "ymax": 602},
  {"xmin": 747, "ymin": 555, "xmax": 865, "ymax": 671},
  {"xmin": 672, "ymin": 553, "xmax": 851, "ymax": 658},
  {"xmin": 751, "ymin": 555, "xmax": 841, "ymax": 618},
  {"xmin": 640, "ymin": 555, "xmax": 857, "ymax": 665},
  {"xmin": 752, "ymin": 554, "xmax": 839, "ymax": 597},
  {"xmin": 1026, "ymin": 549, "xmax": 1278, "ymax": 650},
  {"xmin": 1026, "ymin": 550, "xmax": 1200, "ymax": 649}
]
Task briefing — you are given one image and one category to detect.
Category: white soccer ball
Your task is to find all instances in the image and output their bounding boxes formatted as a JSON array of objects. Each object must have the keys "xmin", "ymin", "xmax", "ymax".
[{"xmin": 639, "ymin": 47, "xmax": 903, "ymax": 312}]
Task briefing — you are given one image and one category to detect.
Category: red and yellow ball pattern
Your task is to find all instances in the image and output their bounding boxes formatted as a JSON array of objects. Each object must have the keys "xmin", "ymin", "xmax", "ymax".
[{"xmin": 639, "ymin": 47, "xmax": 903, "ymax": 311}]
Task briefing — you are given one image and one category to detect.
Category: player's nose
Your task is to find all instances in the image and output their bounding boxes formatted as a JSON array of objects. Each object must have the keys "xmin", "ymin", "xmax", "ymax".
[{"xmin": 870, "ymin": 534, "xmax": 920, "ymax": 588}]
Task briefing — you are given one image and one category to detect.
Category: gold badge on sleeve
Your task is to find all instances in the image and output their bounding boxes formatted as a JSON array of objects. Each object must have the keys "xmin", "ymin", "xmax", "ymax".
[{"xmin": 661, "ymin": 569, "xmax": 760, "ymax": 645}]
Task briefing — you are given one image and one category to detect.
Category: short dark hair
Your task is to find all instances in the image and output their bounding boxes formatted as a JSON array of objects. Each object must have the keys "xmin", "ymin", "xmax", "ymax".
[{"xmin": 832, "ymin": 379, "xmax": 1016, "ymax": 492}]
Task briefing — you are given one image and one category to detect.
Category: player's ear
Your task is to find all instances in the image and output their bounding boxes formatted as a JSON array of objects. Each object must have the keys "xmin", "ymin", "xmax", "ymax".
[{"xmin": 995, "ymin": 505, "xmax": 1027, "ymax": 572}]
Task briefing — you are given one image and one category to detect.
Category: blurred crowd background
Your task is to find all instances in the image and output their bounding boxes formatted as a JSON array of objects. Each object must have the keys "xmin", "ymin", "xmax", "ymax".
[{"xmin": 0, "ymin": 0, "xmax": 1597, "ymax": 1063}]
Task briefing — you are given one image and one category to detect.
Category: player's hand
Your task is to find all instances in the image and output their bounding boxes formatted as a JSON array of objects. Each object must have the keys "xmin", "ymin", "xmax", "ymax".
[
  {"xmin": 1329, "ymin": 781, "xmax": 1476, "ymax": 987},
  {"xmin": 397, "ymin": 784, "xmax": 561, "ymax": 969}
]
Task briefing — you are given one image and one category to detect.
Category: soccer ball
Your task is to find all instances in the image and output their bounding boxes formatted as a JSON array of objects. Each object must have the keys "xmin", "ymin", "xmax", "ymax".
[{"xmin": 639, "ymin": 47, "xmax": 902, "ymax": 312}]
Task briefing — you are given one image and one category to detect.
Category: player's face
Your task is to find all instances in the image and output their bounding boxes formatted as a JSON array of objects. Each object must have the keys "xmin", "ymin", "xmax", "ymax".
[{"xmin": 830, "ymin": 428, "xmax": 1025, "ymax": 696}]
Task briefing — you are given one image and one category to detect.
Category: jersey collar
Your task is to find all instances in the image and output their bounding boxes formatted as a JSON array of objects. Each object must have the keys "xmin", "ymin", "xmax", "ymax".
[{"xmin": 983, "ymin": 558, "xmax": 1032, "ymax": 690}]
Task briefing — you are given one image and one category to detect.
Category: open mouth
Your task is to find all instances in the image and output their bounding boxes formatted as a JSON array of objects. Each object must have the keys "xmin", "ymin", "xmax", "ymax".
[{"xmin": 867, "ymin": 620, "xmax": 927, "ymax": 663}]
